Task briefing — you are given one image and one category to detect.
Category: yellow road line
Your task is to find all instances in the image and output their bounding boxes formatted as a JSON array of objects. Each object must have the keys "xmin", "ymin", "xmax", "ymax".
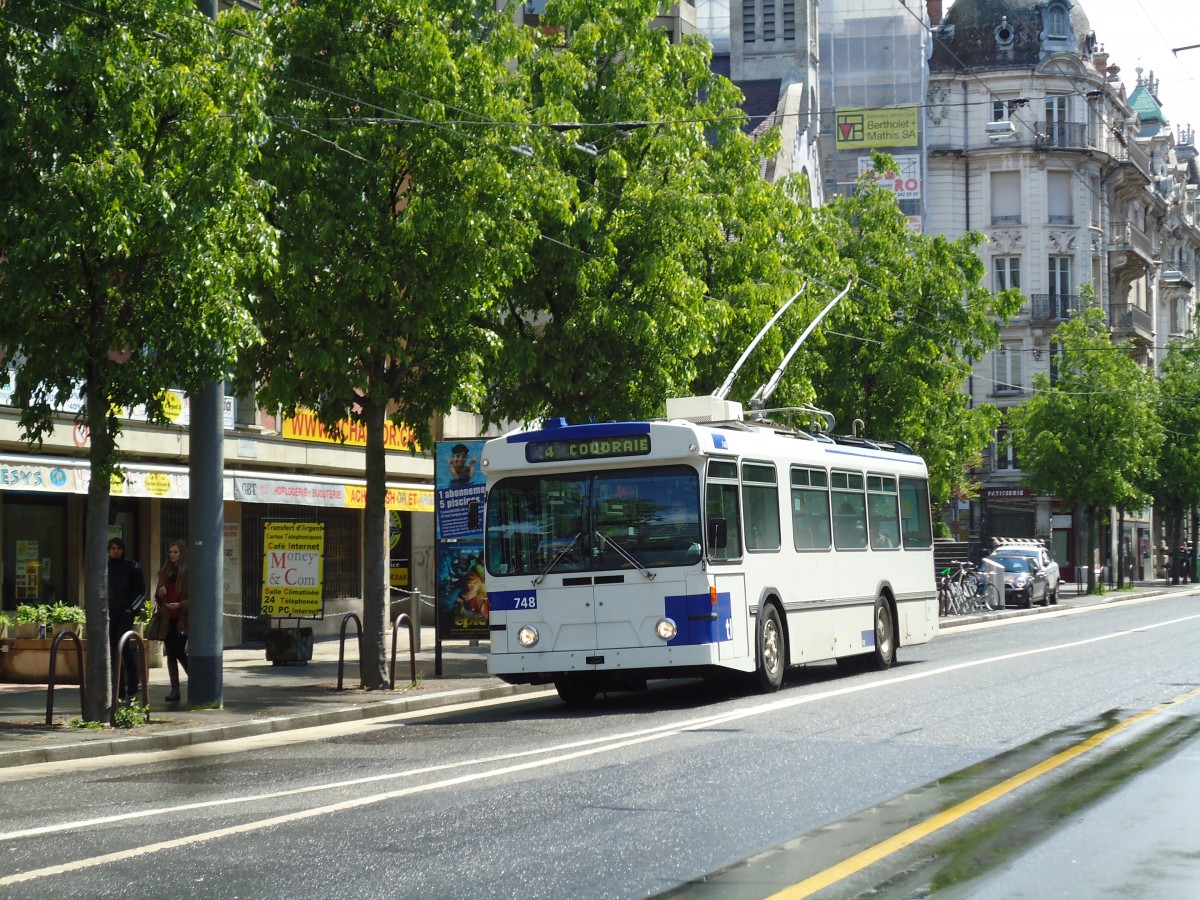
[{"xmin": 770, "ymin": 685, "xmax": 1200, "ymax": 899}]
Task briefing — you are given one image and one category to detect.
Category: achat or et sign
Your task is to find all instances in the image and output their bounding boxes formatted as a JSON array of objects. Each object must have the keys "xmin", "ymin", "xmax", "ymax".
[{"xmin": 261, "ymin": 522, "xmax": 325, "ymax": 617}]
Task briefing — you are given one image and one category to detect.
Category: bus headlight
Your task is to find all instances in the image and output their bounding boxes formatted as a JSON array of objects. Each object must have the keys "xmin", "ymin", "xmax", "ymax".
[
  {"xmin": 516, "ymin": 625, "xmax": 540, "ymax": 647},
  {"xmin": 655, "ymin": 618, "xmax": 678, "ymax": 641}
]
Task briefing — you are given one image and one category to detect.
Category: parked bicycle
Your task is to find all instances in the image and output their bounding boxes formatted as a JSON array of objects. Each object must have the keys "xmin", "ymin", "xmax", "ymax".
[{"xmin": 939, "ymin": 561, "xmax": 1002, "ymax": 615}]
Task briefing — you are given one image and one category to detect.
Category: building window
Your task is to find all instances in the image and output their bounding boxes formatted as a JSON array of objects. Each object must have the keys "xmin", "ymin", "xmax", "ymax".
[
  {"xmin": 742, "ymin": 0, "xmax": 755, "ymax": 42},
  {"xmin": 1048, "ymin": 255, "xmax": 1072, "ymax": 319},
  {"xmin": 994, "ymin": 344, "xmax": 1023, "ymax": 395},
  {"xmin": 991, "ymin": 171, "xmax": 1021, "ymax": 225},
  {"xmin": 1047, "ymin": 171, "xmax": 1073, "ymax": 224},
  {"xmin": 783, "ymin": 0, "xmax": 795, "ymax": 40},
  {"xmin": 992, "ymin": 98, "xmax": 1020, "ymax": 121},
  {"xmin": 1045, "ymin": 4, "xmax": 1068, "ymax": 38},
  {"xmin": 994, "ymin": 256, "xmax": 1021, "ymax": 292},
  {"xmin": 1049, "ymin": 340, "xmax": 1063, "ymax": 386},
  {"xmin": 995, "ymin": 425, "xmax": 1020, "ymax": 471},
  {"xmin": 762, "ymin": 0, "xmax": 774, "ymax": 40},
  {"xmin": 1044, "ymin": 95, "xmax": 1069, "ymax": 145}
]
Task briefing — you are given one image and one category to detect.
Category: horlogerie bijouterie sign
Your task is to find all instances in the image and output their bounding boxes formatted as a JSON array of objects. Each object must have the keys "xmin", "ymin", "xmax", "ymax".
[{"xmin": 261, "ymin": 522, "xmax": 325, "ymax": 617}]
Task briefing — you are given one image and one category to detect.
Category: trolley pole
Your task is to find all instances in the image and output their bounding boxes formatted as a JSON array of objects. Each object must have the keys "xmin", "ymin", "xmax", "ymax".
[{"xmin": 189, "ymin": 0, "xmax": 224, "ymax": 708}]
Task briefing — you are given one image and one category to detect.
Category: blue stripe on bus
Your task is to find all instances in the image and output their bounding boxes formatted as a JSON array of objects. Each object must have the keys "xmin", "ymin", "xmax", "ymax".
[
  {"xmin": 505, "ymin": 421, "xmax": 651, "ymax": 443},
  {"xmin": 712, "ymin": 434, "xmax": 728, "ymax": 449},
  {"xmin": 491, "ymin": 589, "xmax": 539, "ymax": 612},
  {"xmin": 862, "ymin": 628, "xmax": 875, "ymax": 648},
  {"xmin": 664, "ymin": 592, "xmax": 733, "ymax": 646}
]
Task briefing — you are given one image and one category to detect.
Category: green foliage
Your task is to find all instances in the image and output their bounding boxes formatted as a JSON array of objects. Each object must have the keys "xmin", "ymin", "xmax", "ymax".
[
  {"xmin": 0, "ymin": 0, "xmax": 275, "ymax": 721},
  {"xmin": 246, "ymin": 0, "xmax": 536, "ymax": 688},
  {"xmin": 1150, "ymin": 333, "xmax": 1200, "ymax": 553},
  {"xmin": 798, "ymin": 176, "xmax": 1018, "ymax": 505},
  {"xmin": 15, "ymin": 604, "xmax": 52, "ymax": 625},
  {"xmin": 49, "ymin": 604, "xmax": 86, "ymax": 626},
  {"xmin": 485, "ymin": 0, "xmax": 806, "ymax": 425},
  {"xmin": 113, "ymin": 698, "xmax": 149, "ymax": 729},
  {"xmin": 1007, "ymin": 308, "xmax": 1161, "ymax": 579},
  {"xmin": 67, "ymin": 718, "xmax": 106, "ymax": 730}
]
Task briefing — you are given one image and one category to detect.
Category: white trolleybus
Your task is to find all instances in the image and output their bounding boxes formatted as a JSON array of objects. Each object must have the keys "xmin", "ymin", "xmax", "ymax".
[{"xmin": 483, "ymin": 394, "xmax": 938, "ymax": 705}]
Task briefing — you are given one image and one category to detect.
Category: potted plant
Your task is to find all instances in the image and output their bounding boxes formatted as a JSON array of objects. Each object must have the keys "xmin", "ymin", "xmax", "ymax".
[
  {"xmin": 14, "ymin": 604, "xmax": 50, "ymax": 639},
  {"xmin": 136, "ymin": 600, "xmax": 163, "ymax": 668},
  {"xmin": 49, "ymin": 602, "xmax": 86, "ymax": 637}
]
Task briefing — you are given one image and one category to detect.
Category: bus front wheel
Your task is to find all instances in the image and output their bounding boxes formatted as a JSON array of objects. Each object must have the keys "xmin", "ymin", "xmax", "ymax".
[
  {"xmin": 555, "ymin": 676, "xmax": 597, "ymax": 706},
  {"xmin": 754, "ymin": 604, "xmax": 785, "ymax": 692},
  {"xmin": 872, "ymin": 597, "xmax": 896, "ymax": 670}
]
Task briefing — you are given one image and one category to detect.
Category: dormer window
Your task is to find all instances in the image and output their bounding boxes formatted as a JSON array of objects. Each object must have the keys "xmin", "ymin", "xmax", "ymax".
[{"xmin": 1045, "ymin": 3, "xmax": 1068, "ymax": 39}]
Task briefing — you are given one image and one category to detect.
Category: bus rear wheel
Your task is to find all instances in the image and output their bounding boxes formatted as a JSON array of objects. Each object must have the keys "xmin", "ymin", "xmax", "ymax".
[
  {"xmin": 872, "ymin": 597, "xmax": 896, "ymax": 670},
  {"xmin": 555, "ymin": 676, "xmax": 597, "ymax": 707},
  {"xmin": 754, "ymin": 604, "xmax": 785, "ymax": 692}
]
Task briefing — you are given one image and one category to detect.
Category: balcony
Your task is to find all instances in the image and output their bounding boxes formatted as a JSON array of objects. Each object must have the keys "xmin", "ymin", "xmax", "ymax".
[
  {"xmin": 1030, "ymin": 293, "xmax": 1084, "ymax": 325},
  {"xmin": 1108, "ymin": 221, "xmax": 1155, "ymax": 261},
  {"xmin": 1033, "ymin": 121, "xmax": 1089, "ymax": 151},
  {"xmin": 1111, "ymin": 139, "xmax": 1152, "ymax": 181},
  {"xmin": 1109, "ymin": 303, "xmax": 1153, "ymax": 341}
]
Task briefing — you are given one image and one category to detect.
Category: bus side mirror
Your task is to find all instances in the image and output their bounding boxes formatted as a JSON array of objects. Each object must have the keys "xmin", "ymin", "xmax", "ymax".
[
  {"xmin": 467, "ymin": 499, "xmax": 480, "ymax": 531},
  {"xmin": 707, "ymin": 517, "xmax": 727, "ymax": 550}
]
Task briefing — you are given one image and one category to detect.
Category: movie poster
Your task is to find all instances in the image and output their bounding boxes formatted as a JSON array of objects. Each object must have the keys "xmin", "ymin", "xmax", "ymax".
[{"xmin": 435, "ymin": 439, "xmax": 488, "ymax": 640}]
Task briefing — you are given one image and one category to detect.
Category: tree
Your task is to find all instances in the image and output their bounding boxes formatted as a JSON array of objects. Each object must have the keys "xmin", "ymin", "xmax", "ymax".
[
  {"xmin": 245, "ymin": 0, "xmax": 536, "ymax": 688},
  {"xmin": 489, "ymin": 33, "xmax": 1015, "ymax": 508},
  {"xmin": 797, "ymin": 170, "xmax": 1022, "ymax": 506},
  {"xmin": 1151, "ymin": 334, "xmax": 1200, "ymax": 583},
  {"xmin": 0, "ymin": 1, "xmax": 273, "ymax": 721},
  {"xmin": 1007, "ymin": 308, "xmax": 1161, "ymax": 593},
  {"xmin": 482, "ymin": 0, "xmax": 826, "ymax": 426}
]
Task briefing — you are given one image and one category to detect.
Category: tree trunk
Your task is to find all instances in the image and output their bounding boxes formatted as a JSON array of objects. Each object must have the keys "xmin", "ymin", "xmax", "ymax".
[
  {"xmin": 359, "ymin": 400, "xmax": 390, "ymax": 690},
  {"xmin": 84, "ymin": 397, "xmax": 115, "ymax": 722}
]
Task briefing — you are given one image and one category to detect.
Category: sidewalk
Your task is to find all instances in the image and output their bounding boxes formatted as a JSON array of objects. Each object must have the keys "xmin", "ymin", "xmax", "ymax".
[
  {"xmin": 0, "ymin": 581, "xmax": 1192, "ymax": 769},
  {"xmin": 0, "ymin": 627, "xmax": 541, "ymax": 769}
]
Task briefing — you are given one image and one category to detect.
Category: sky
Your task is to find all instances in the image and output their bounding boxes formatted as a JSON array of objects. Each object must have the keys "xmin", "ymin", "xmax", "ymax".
[{"xmin": 1079, "ymin": 0, "xmax": 1200, "ymax": 139}]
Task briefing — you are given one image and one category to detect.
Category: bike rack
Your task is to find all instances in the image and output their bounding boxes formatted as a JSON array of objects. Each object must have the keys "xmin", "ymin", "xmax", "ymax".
[
  {"xmin": 390, "ymin": 613, "xmax": 417, "ymax": 689},
  {"xmin": 110, "ymin": 630, "xmax": 151, "ymax": 727},
  {"xmin": 336, "ymin": 612, "xmax": 363, "ymax": 691},
  {"xmin": 45, "ymin": 630, "xmax": 86, "ymax": 725}
]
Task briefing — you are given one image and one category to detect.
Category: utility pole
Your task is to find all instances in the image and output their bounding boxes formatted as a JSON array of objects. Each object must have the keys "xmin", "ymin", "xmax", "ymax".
[{"xmin": 189, "ymin": 0, "xmax": 224, "ymax": 708}]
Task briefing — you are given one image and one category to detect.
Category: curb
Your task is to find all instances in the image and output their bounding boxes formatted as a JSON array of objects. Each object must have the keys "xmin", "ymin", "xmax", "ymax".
[
  {"xmin": 0, "ymin": 682, "xmax": 545, "ymax": 769},
  {"xmin": 937, "ymin": 585, "xmax": 1172, "ymax": 629}
]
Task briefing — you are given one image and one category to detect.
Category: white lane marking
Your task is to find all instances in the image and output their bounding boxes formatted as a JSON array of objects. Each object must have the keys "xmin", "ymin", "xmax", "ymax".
[
  {"xmin": 3, "ymin": 610, "xmax": 1200, "ymax": 882},
  {"xmin": 0, "ymin": 689, "xmax": 556, "ymax": 784}
]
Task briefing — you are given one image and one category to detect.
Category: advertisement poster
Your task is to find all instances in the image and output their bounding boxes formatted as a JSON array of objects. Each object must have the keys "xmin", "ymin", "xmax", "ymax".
[
  {"xmin": 435, "ymin": 438, "xmax": 488, "ymax": 639},
  {"xmin": 261, "ymin": 521, "xmax": 325, "ymax": 618},
  {"xmin": 435, "ymin": 439, "xmax": 487, "ymax": 539},
  {"xmin": 436, "ymin": 540, "xmax": 488, "ymax": 639},
  {"xmin": 835, "ymin": 106, "xmax": 919, "ymax": 149}
]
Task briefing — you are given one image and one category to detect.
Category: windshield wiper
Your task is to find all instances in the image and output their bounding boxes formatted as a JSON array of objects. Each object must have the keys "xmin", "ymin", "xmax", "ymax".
[
  {"xmin": 594, "ymin": 530, "xmax": 655, "ymax": 581},
  {"xmin": 533, "ymin": 533, "xmax": 580, "ymax": 586}
]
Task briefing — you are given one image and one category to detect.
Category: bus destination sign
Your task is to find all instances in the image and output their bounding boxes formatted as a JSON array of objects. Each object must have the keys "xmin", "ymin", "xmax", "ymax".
[{"xmin": 525, "ymin": 435, "xmax": 651, "ymax": 463}]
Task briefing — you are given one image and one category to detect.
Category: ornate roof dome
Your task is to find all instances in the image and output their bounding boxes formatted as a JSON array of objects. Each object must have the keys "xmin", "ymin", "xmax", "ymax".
[{"xmin": 931, "ymin": 0, "xmax": 1095, "ymax": 72}]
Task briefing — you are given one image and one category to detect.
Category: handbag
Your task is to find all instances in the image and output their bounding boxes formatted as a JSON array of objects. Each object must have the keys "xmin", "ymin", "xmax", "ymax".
[{"xmin": 145, "ymin": 605, "xmax": 164, "ymax": 639}]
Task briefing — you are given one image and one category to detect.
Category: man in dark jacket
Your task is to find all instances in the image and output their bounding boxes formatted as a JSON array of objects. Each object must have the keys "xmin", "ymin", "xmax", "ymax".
[{"xmin": 107, "ymin": 537, "xmax": 145, "ymax": 699}]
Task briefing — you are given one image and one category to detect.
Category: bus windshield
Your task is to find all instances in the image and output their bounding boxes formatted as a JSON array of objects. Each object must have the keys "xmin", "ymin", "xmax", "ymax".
[{"xmin": 485, "ymin": 465, "xmax": 702, "ymax": 577}]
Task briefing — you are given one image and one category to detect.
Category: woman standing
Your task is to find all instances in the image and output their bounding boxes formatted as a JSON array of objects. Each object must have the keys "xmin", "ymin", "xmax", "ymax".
[{"xmin": 152, "ymin": 540, "xmax": 190, "ymax": 702}]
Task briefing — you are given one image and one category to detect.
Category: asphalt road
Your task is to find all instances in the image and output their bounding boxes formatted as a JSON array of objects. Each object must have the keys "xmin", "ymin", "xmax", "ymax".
[{"xmin": 2, "ymin": 590, "xmax": 1199, "ymax": 899}]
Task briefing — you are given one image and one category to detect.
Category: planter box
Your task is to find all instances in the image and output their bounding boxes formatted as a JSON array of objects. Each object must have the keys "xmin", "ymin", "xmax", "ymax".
[
  {"xmin": 0, "ymin": 638, "xmax": 88, "ymax": 684},
  {"xmin": 14, "ymin": 623, "xmax": 44, "ymax": 640}
]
